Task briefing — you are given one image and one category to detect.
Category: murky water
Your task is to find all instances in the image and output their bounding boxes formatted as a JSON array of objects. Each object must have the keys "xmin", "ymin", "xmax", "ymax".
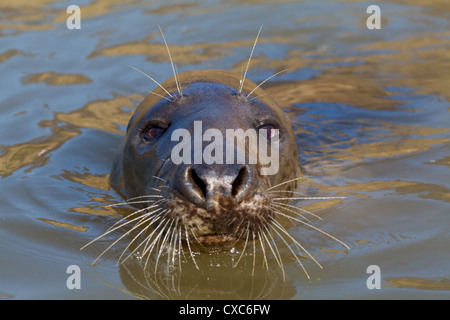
[{"xmin": 1, "ymin": 0, "xmax": 449, "ymax": 299}]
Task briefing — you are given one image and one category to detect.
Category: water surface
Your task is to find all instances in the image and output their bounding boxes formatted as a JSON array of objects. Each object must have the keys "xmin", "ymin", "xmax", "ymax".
[{"xmin": 0, "ymin": 0, "xmax": 449, "ymax": 299}]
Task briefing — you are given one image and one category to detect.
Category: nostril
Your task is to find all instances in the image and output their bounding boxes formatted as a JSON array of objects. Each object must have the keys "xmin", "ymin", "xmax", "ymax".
[
  {"xmin": 179, "ymin": 165, "xmax": 255, "ymax": 208},
  {"xmin": 231, "ymin": 166, "xmax": 248, "ymax": 197},
  {"xmin": 189, "ymin": 167, "xmax": 207, "ymax": 199}
]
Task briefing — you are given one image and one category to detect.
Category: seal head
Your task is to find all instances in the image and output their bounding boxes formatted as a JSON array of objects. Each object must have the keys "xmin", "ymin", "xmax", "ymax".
[{"xmin": 110, "ymin": 69, "xmax": 301, "ymax": 244}]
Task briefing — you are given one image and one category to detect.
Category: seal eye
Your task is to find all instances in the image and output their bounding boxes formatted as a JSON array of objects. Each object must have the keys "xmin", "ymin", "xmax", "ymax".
[
  {"xmin": 142, "ymin": 125, "xmax": 165, "ymax": 140},
  {"xmin": 259, "ymin": 124, "xmax": 278, "ymax": 140}
]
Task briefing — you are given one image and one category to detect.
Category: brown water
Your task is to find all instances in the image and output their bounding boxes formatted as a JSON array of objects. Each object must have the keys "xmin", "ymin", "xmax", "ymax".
[{"xmin": 0, "ymin": 0, "xmax": 449, "ymax": 299}]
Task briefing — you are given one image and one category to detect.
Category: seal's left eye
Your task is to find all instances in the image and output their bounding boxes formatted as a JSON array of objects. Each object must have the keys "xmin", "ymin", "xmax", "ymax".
[
  {"xmin": 259, "ymin": 124, "xmax": 278, "ymax": 140},
  {"xmin": 142, "ymin": 126, "xmax": 165, "ymax": 139}
]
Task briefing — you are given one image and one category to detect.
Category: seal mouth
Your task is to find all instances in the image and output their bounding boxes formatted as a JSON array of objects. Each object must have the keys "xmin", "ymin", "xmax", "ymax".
[{"xmin": 165, "ymin": 192, "xmax": 274, "ymax": 247}]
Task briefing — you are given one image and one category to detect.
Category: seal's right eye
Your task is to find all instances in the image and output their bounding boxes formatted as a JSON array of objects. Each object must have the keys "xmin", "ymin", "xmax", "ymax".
[{"xmin": 141, "ymin": 125, "xmax": 165, "ymax": 140}]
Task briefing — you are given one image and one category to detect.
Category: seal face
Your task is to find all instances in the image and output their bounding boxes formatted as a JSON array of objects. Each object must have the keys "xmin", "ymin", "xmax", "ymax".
[{"xmin": 110, "ymin": 69, "xmax": 301, "ymax": 245}]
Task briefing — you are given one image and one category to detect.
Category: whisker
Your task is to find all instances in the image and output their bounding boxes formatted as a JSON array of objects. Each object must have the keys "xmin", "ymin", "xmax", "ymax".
[
  {"xmin": 91, "ymin": 208, "xmax": 163, "ymax": 266},
  {"xmin": 125, "ymin": 194, "xmax": 164, "ymax": 202},
  {"xmin": 127, "ymin": 218, "xmax": 166, "ymax": 266},
  {"xmin": 267, "ymin": 176, "xmax": 306, "ymax": 191},
  {"xmin": 144, "ymin": 89, "xmax": 173, "ymax": 102},
  {"xmin": 167, "ymin": 218, "xmax": 180, "ymax": 272},
  {"xmin": 102, "ymin": 193, "xmax": 165, "ymax": 209},
  {"xmin": 185, "ymin": 228, "xmax": 200, "ymax": 270},
  {"xmin": 142, "ymin": 218, "xmax": 172, "ymax": 270},
  {"xmin": 105, "ymin": 198, "xmax": 162, "ymax": 208},
  {"xmin": 270, "ymin": 203, "xmax": 312, "ymax": 223},
  {"xmin": 158, "ymin": 25, "xmax": 182, "ymax": 96},
  {"xmin": 261, "ymin": 223, "xmax": 285, "ymax": 281},
  {"xmin": 258, "ymin": 230, "xmax": 269, "ymax": 272},
  {"xmin": 104, "ymin": 200, "xmax": 165, "ymax": 233},
  {"xmin": 167, "ymin": 224, "xmax": 182, "ymax": 297},
  {"xmin": 173, "ymin": 230, "xmax": 183, "ymax": 298},
  {"xmin": 128, "ymin": 65, "xmax": 174, "ymax": 98},
  {"xmin": 115, "ymin": 216, "xmax": 156, "ymax": 265},
  {"xmin": 80, "ymin": 203, "xmax": 163, "ymax": 250},
  {"xmin": 188, "ymin": 227, "xmax": 205, "ymax": 249},
  {"xmin": 240, "ymin": 61, "xmax": 244, "ymax": 83},
  {"xmin": 229, "ymin": 218, "xmax": 246, "ymax": 247},
  {"xmin": 238, "ymin": 25, "xmax": 263, "ymax": 95},
  {"xmin": 227, "ymin": 216, "xmax": 237, "ymax": 227},
  {"xmin": 142, "ymin": 219, "xmax": 166, "ymax": 256},
  {"xmin": 252, "ymin": 230, "xmax": 256, "ymax": 277},
  {"xmin": 270, "ymin": 217, "xmax": 322, "ymax": 269},
  {"xmin": 232, "ymin": 221, "xmax": 250, "ymax": 268},
  {"xmin": 271, "ymin": 202, "xmax": 323, "ymax": 221},
  {"xmin": 230, "ymin": 221, "xmax": 247, "ymax": 247},
  {"xmin": 275, "ymin": 211, "xmax": 350, "ymax": 250},
  {"xmin": 269, "ymin": 219, "xmax": 311, "ymax": 279},
  {"xmin": 154, "ymin": 219, "xmax": 175, "ymax": 276},
  {"xmin": 177, "ymin": 224, "xmax": 188, "ymax": 261},
  {"xmin": 116, "ymin": 210, "xmax": 167, "ymax": 264},
  {"xmin": 248, "ymin": 92, "xmax": 269, "ymax": 102},
  {"xmin": 268, "ymin": 190, "xmax": 307, "ymax": 196},
  {"xmin": 151, "ymin": 175, "xmax": 167, "ymax": 184},
  {"xmin": 177, "ymin": 224, "xmax": 184, "ymax": 274},
  {"xmin": 246, "ymin": 69, "xmax": 287, "ymax": 98},
  {"xmin": 273, "ymin": 196, "xmax": 347, "ymax": 201}
]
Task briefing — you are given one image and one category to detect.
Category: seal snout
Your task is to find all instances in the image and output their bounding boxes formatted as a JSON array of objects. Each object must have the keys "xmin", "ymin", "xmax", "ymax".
[{"xmin": 177, "ymin": 164, "xmax": 257, "ymax": 210}]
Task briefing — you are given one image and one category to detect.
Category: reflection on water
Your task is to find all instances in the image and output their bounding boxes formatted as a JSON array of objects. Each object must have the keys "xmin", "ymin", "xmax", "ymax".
[{"xmin": 0, "ymin": 0, "xmax": 449, "ymax": 299}]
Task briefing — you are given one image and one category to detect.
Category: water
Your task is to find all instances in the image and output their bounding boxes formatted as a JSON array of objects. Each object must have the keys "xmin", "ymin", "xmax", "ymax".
[{"xmin": 0, "ymin": 0, "xmax": 449, "ymax": 299}]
